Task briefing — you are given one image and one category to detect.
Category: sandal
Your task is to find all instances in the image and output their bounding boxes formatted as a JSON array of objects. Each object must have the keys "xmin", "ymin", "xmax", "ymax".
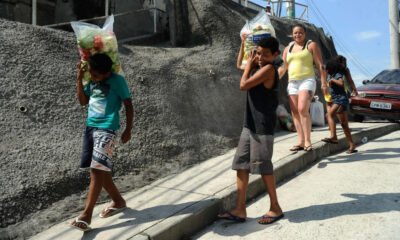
[
  {"xmin": 217, "ymin": 212, "xmax": 246, "ymax": 223},
  {"xmin": 321, "ymin": 137, "xmax": 338, "ymax": 144},
  {"xmin": 346, "ymin": 149, "xmax": 358, "ymax": 154},
  {"xmin": 99, "ymin": 206, "xmax": 126, "ymax": 218},
  {"xmin": 304, "ymin": 145, "xmax": 313, "ymax": 151},
  {"xmin": 257, "ymin": 214, "xmax": 284, "ymax": 225},
  {"xmin": 70, "ymin": 217, "xmax": 91, "ymax": 232},
  {"xmin": 290, "ymin": 145, "xmax": 304, "ymax": 151}
]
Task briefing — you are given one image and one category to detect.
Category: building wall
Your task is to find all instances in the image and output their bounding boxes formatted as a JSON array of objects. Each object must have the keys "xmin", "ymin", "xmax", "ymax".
[{"xmin": 0, "ymin": 0, "xmax": 164, "ymax": 40}]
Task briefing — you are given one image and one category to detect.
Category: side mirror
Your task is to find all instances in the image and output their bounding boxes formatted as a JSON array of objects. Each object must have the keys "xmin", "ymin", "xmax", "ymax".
[{"xmin": 362, "ymin": 80, "xmax": 370, "ymax": 85}]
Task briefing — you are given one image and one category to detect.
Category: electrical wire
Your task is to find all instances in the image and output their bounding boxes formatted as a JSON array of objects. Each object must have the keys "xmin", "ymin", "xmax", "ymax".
[
  {"xmin": 308, "ymin": 0, "xmax": 374, "ymax": 76},
  {"xmin": 307, "ymin": 0, "xmax": 374, "ymax": 77},
  {"xmin": 308, "ymin": 0, "xmax": 373, "ymax": 76}
]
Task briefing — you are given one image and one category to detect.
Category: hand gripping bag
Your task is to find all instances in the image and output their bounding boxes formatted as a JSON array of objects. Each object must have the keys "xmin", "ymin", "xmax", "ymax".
[
  {"xmin": 71, "ymin": 15, "xmax": 123, "ymax": 85},
  {"xmin": 239, "ymin": 11, "xmax": 276, "ymax": 69}
]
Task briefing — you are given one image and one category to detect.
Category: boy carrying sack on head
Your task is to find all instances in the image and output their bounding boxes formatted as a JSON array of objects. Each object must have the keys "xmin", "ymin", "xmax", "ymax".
[
  {"xmin": 70, "ymin": 53, "xmax": 134, "ymax": 231},
  {"xmin": 218, "ymin": 37, "xmax": 284, "ymax": 225}
]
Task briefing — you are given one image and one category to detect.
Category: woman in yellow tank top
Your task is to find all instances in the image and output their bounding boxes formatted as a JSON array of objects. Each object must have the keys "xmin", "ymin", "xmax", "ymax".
[{"xmin": 278, "ymin": 24, "xmax": 327, "ymax": 151}]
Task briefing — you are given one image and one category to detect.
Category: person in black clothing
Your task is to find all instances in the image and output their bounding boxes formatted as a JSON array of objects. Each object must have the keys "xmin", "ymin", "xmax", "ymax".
[{"xmin": 218, "ymin": 37, "xmax": 284, "ymax": 225}]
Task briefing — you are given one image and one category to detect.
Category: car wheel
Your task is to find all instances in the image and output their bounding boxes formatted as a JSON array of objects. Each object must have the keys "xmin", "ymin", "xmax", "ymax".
[{"xmin": 353, "ymin": 114, "xmax": 365, "ymax": 122}]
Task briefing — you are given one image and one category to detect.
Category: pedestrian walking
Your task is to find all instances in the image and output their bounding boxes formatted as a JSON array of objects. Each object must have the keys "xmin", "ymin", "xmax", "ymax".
[
  {"xmin": 278, "ymin": 23, "xmax": 327, "ymax": 152},
  {"xmin": 70, "ymin": 53, "xmax": 134, "ymax": 231},
  {"xmin": 321, "ymin": 58, "xmax": 357, "ymax": 154},
  {"xmin": 218, "ymin": 37, "xmax": 284, "ymax": 225}
]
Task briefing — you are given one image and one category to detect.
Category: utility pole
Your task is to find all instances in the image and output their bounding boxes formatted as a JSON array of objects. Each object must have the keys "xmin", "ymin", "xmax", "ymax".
[
  {"xmin": 389, "ymin": 0, "xmax": 399, "ymax": 68},
  {"xmin": 105, "ymin": 0, "xmax": 110, "ymax": 16},
  {"xmin": 32, "ymin": 0, "xmax": 37, "ymax": 25},
  {"xmin": 287, "ymin": 0, "xmax": 295, "ymax": 19}
]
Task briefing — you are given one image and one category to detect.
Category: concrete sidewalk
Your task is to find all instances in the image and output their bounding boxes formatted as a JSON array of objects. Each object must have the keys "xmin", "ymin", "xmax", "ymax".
[
  {"xmin": 194, "ymin": 130, "xmax": 400, "ymax": 239},
  {"xmin": 30, "ymin": 122, "xmax": 400, "ymax": 240}
]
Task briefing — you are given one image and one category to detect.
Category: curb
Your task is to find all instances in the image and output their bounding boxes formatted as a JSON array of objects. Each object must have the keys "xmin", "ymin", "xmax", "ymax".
[{"xmin": 130, "ymin": 123, "xmax": 400, "ymax": 240}]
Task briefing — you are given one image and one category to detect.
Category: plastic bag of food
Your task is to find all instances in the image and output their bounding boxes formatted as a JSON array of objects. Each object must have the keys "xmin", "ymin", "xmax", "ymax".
[
  {"xmin": 276, "ymin": 105, "xmax": 295, "ymax": 131},
  {"xmin": 239, "ymin": 11, "xmax": 276, "ymax": 69},
  {"xmin": 71, "ymin": 15, "xmax": 122, "ymax": 85}
]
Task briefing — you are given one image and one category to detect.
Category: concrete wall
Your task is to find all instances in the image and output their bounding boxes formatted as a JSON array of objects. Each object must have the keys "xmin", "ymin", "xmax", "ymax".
[{"xmin": 0, "ymin": 0, "xmax": 159, "ymax": 40}]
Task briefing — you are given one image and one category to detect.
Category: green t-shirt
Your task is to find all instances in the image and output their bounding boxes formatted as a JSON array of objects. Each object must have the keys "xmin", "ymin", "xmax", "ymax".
[{"xmin": 84, "ymin": 73, "xmax": 131, "ymax": 131}]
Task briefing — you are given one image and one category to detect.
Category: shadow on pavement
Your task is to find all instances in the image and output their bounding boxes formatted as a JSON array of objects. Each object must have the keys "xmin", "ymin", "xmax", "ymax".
[
  {"xmin": 285, "ymin": 193, "xmax": 400, "ymax": 223},
  {"xmin": 207, "ymin": 192, "xmax": 400, "ymax": 237},
  {"xmin": 318, "ymin": 147, "xmax": 400, "ymax": 168},
  {"xmin": 49, "ymin": 200, "xmax": 209, "ymax": 240}
]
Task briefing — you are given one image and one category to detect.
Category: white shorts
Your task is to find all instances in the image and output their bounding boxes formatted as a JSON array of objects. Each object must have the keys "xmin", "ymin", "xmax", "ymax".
[{"xmin": 287, "ymin": 78, "xmax": 316, "ymax": 95}]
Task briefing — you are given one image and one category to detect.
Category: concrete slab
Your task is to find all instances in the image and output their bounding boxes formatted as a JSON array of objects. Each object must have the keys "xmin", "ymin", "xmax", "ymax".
[
  {"xmin": 150, "ymin": 149, "xmax": 236, "ymax": 195},
  {"xmin": 30, "ymin": 186, "xmax": 208, "ymax": 240},
  {"xmin": 194, "ymin": 131, "xmax": 400, "ymax": 240}
]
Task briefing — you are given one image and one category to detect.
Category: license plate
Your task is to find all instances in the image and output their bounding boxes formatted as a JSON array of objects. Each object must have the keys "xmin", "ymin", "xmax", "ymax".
[{"xmin": 370, "ymin": 101, "xmax": 392, "ymax": 110}]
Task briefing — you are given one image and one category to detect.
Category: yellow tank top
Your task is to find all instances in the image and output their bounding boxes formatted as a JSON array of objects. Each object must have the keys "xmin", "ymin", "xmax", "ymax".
[{"xmin": 287, "ymin": 41, "xmax": 315, "ymax": 81}]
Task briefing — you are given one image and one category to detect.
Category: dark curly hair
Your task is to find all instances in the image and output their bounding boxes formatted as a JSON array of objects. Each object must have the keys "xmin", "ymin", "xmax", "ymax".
[
  {"xmin": 88, "ymin": 53, "xmax": 113, "ymax": 74},
  {"xmin": 257, "ymin": 36, "xmax": 280, "ymax": 54},
  {"xmin": 325, "ymin": 58, "xmax": 345, "ymax": 75}
]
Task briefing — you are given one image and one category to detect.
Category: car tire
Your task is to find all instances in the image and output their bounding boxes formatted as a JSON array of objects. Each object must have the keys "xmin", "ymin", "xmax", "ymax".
[{"xmin": 353, "ymin": 114, "xmax": 365, "ymax": 122}]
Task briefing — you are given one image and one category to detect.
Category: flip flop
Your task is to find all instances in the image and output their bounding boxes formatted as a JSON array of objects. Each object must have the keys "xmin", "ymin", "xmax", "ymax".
[
  {"xmin": 289, "ymin": 145, "xmax": 304, "ymax": 151},
  {"xmin": 99, "ymin": 206, "xmax": 126, "ymax": 218},
  {"xmin": 70, "ymin": 217, "xmax": 91, "ymax": 232},
  {"xmin": 258, "ymin": 214, "xmax": 284, "ymax": 225},
  {"xmin": 346, "ymin": 149, "xmax": 358, "ymax": 154},
  {"xmin": 217, "ymin": 212, "xmax": 246, "ymax": 223},
  {"xmin": 321, "ymin": 138, "xmax": 338, "ymax": 144},
  {"xmin": 304, "ymin": 145, "xmax": 313, "ymax": 152}
]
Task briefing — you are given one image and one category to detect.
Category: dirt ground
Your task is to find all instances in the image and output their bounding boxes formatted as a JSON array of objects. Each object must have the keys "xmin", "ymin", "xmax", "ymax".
[{"xmin": 0, "ymin": 0, "xmax": 336, "ymax": 239}]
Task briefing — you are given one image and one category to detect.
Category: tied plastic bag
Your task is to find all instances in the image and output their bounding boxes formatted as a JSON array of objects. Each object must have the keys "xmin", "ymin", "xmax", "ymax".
[
  {"xmin": 71, "ymin": 15, "xmax": 123, "ymax": 85},
  {"xmin": 240, "ymin": 11, "xmax": 276, "ymax": 69},
  {"xmin": 310, "ymin": 96, "xmax": 325, "ymax": 126},
  {"xmin": 276, "ymin": 105, "xmax": 295, "ymax": 132}
]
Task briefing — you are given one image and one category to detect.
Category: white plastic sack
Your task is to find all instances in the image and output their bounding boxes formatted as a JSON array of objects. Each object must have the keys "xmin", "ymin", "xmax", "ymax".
[
  {"xmin": 276, "ymin": 104, "xmax": 295, "ymax": 131},
  {"xmin": 71, "ymin": 15, "xmax": 123, "ymax": 85},
  {"xmin": 276, "ymin": 104, "xmax": 289, "ymax": 118},
  {"xmin": 239, "ymin": 11, "xmax": 276, "ymax": 69},
  {"xmin": 310, "ymin": 97, "xmax": 325, "ymax": 126}
]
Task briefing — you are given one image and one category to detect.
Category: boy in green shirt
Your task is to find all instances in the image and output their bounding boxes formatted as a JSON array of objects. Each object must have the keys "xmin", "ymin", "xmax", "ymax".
[{"xmin": 70, "ymin": 53, "xmax": 134, "ymax": 231}]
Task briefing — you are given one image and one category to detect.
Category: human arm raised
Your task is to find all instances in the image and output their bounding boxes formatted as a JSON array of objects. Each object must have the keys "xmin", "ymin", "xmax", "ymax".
[
  {"xmin": 236, "ymin": 39, "xmax": 246, "ymax": 70},
  {"xmin": 240, "ymin": 51, "xmax": 275, "ymax": 90},
  {"xmin": 76, "ymin": 62, "xmax": 89, "ymax": 106},
  {"xmin": 236, "ymin": 33, "xmax": 249, "ymax": 70}
]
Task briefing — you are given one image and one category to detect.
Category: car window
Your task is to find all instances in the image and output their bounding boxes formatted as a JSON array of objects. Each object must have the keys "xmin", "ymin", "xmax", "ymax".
[{"xmin": 369, "ymin": 69, "xmax": 400, "ymax": 84}]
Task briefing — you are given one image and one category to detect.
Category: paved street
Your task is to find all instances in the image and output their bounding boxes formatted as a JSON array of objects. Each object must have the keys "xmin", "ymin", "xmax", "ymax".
[{"xmin": 194, "ymin": 131, "xmax": 400, "ymax": 240}]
